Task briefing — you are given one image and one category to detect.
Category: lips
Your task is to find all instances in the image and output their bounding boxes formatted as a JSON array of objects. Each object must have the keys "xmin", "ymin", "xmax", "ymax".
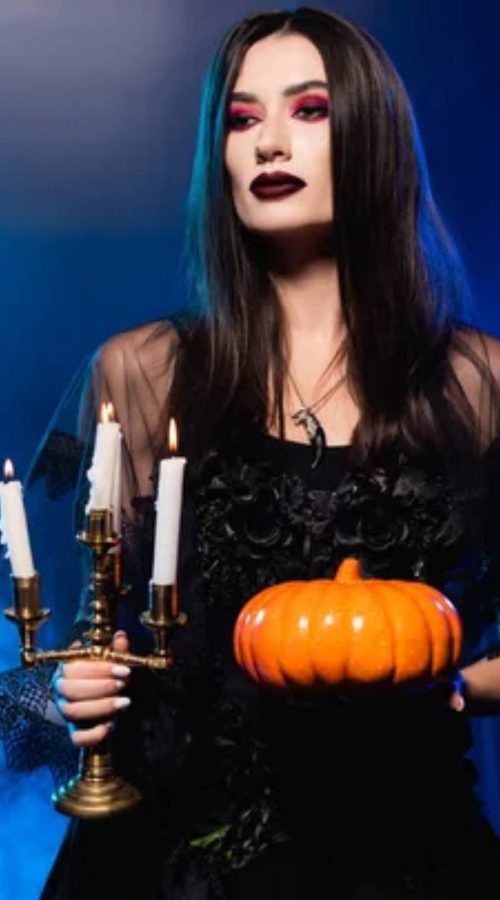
[{"xmin": 250, "ymin": 171, "xmax": 306, "ymax": 198}]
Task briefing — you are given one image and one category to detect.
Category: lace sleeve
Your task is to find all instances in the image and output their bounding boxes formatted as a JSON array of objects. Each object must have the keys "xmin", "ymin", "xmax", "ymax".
[
  {"xmin": 470, "ymin": 434, "xmax": 500, "ymax": 662},
  {"xmin": 81, "ymin": 320, "xmax": 178, "ymax": 511},
  {"xmin": 447, "ymin": 328, "xmax": 500, "ymax": 662}
]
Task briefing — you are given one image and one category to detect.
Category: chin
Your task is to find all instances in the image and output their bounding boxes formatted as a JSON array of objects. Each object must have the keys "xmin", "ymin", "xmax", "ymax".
[
  {"xmin": 246, "ymin": 219, "xmax": 334, "ymax": 246},
  {"xmin": 238, "ymin": 201, "xmax": 333, "ymax": 237}
]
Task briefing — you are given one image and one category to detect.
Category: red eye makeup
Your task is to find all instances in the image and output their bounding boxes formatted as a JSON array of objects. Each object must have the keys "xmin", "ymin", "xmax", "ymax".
[
  {"xmin": 290, "ymin": 94, "xmax": 329, "ymax": 117},
  {"xmin": 226, "ymin": 93, "xmax": 329, "ymax": 131},
  {"xmin": 226, "ymin": 105, "xmax": 260, "ymax": 130}
]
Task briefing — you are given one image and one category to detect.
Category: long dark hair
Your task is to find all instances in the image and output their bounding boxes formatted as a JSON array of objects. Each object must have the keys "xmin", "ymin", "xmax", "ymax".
[{"xmin": 182, "ymin": 6, "xmax": 485, "ymax": 464}]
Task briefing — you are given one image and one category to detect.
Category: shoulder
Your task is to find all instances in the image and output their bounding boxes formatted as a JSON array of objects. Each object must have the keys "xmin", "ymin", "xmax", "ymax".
[
  {"xmin": 88, "ymin": 313, "xmax": 208, "ymax": 424},
  {"xmin": 449, "ymin": 324, "xmax": 500, "ymax": 397},
  {"xmin": 95, "ymin": 319, "xmax": 180, "ymax": 384},
  {"xmin": 81, "ymin": 320, "xmax": 184, "ymax": 434},
  {"xmin": 447, "ymin": 324, "xmax": 500, "ymax": 448}
]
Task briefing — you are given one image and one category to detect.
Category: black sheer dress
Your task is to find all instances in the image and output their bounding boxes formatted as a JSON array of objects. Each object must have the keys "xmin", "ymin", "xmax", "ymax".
[{"xmin": 4, "ymin": 319, "xmax": 500, "ymax": 898}]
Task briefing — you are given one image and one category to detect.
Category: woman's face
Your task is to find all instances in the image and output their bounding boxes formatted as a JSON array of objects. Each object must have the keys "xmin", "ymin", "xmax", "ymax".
[{"xmin": 224, "ymin": 33, "xmax": 333, "ymax": 242}]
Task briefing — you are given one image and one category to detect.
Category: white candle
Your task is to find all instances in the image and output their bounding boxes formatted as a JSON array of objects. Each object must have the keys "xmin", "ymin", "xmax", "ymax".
[
  {"xmin": 85, "ymin": 403, "xmax": 121, "ymax": 512},
  {"xmin": 111, "ymin": 431, "xmax": 122, "ymax": 536},
  {"xmin": 0, "ymin": 460, "xmax": 35, "ymax": 578},
  {"xmin": 152, "ymin": 419, "xmax": 186, "ymax": 586}
]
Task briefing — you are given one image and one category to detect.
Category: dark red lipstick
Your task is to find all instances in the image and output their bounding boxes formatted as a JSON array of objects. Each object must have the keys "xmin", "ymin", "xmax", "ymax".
[{"xmin": 250, "ymin": 171, "xmax": 306, "ymax": 199}]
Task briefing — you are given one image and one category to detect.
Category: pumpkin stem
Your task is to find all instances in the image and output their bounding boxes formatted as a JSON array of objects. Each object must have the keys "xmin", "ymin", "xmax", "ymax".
[{"xmin": 335, "ymin": 558, "xmax": 362, "ymax": 583}]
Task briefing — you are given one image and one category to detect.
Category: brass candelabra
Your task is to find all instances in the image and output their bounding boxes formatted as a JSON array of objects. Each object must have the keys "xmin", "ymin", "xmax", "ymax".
[{"xmin": 4, "ymin": 508, "xmax": 186, "ymax": 819}]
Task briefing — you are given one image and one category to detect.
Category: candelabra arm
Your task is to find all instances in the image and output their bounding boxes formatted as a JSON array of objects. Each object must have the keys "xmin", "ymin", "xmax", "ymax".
[
  {"xmin": 4, "ymin": 573, "xmax": 51, "ymax": 669},
  {"xmin": 4, "ymin": 513, "xmax": 189, "ymax": 818},
  {"xmin": 140, "ymin": 584, "xmax": 187, "ymax": 659},
  {"xmin": 30, "ymin": 646, "xmax": 174, "ymax": 671}
]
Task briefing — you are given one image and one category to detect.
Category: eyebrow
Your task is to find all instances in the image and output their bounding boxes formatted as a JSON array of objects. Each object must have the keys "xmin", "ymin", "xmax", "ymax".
[{"xmin": 230, "ymin": 79, "xmax": 329, "ymax": 103}]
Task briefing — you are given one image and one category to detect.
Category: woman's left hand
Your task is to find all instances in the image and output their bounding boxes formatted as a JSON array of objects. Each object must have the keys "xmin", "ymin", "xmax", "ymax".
[
  {"xmin": 448, "ymin": 656, "xmax": 500, "ymax": 714},
  {"xmin": 447, "ymin": 671, "xmax": 466, "ymax": 712}
]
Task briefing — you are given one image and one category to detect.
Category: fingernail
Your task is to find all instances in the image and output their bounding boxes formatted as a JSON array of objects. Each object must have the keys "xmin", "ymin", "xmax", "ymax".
[
  {"xmin": 115, "ymin": 680, "xmax": 125, "ymax": 691},
  {"xmin": 111, "ymin": 665, "xmax": 131, "ymax": 678},
  {"xmin": 114, "ymin": 630, "xmax": 127, "ymax": 638},
  {"xmin": 114, "ymin": 697, "xmax": 131, "ymax": 710}
]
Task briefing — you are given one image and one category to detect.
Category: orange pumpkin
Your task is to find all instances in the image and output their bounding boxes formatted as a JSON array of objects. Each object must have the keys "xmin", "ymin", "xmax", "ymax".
[{"xmin": 233, "ymin": 558, "xmax": 462, "ymax": 689}]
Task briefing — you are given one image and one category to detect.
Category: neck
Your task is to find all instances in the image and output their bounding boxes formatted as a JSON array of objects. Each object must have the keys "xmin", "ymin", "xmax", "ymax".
[{"xmin": 264, "ymin": 233, "xmax": 345, "ymax": 355}]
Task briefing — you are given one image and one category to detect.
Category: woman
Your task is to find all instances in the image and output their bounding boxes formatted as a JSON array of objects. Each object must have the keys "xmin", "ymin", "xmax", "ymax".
[{"xmin": 11, "ymin": 6, "xmax": 500, "ymax": 898}]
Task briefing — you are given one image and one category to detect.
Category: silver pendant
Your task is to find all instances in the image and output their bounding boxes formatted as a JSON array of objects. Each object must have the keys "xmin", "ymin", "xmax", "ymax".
[{"xmin": 291, "ymin": 408, "xmax": 326, "ymax": 469}]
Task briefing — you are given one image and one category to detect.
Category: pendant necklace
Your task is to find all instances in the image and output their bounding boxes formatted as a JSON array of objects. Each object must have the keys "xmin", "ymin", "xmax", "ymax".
[{"xmin": 288, "ymin": 370, "xmax": 347, "ymax": 469}]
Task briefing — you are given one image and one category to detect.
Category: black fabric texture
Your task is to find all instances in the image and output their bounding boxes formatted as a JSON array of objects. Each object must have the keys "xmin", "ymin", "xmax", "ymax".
[{"xmin": 2, "ymin": 318, "xmax": 500, "ymax": 898}]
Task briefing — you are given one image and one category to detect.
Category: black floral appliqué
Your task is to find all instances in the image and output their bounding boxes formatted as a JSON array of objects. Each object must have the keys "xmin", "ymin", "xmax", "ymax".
[{"xmin": 333, "ymin": 461, "xmax": 462, "ymax": 580}]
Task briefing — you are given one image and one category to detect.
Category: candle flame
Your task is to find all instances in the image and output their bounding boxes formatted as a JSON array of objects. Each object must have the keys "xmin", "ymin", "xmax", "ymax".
[
  {"xmin": 3, "ymin": 459, "xmax": 14, "ymax": 480},
  {"xmin": 101, "ymin": 402, "xmax": 115, "ymax": 423},
  {"xmin": 168, "ymin": 418, "xmax": 178, "ymax": 455}
]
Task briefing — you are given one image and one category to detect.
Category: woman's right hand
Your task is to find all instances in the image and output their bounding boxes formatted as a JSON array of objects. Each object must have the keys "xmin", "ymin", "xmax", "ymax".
[{"xmin": 53, "ymin": 631, "xmax": 132, "ymax": 747}]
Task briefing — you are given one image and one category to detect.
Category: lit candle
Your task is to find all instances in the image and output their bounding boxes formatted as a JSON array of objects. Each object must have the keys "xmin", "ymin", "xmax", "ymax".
[
  {"xmin": 152, "ymin": 419, "xmax": 186, "ymax": 586},
  {"xmin": 111, "ymin": 427, "xmax": 123, "ymax": 536},
  {"xmin": 85, "ymin": 402, "xmax": 121, "ymax": 512},
  {"xmin": 0, "ymin": 459, "xmax": 35, "ymax": 578}
]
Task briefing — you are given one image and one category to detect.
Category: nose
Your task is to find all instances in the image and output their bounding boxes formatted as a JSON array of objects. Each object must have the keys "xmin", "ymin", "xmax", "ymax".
[{"xmin": 255, "ymin": 114, "xmax": 291, "ymax": 163}]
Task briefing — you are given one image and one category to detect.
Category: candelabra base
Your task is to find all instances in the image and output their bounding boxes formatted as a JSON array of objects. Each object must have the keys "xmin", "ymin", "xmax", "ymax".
[
  {"xmin": 52, "ymin": 775, "xmax": 141, "ymax": 819},
  {"xmin": 52, "ymin": 743, "xmax": 141, "ymax": 819}
]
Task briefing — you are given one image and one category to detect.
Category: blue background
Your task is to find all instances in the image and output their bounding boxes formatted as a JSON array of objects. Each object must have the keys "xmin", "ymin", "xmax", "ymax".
[{"xmin": 0, "ymin": 1, "xmax": 498, "ymax": 896}]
